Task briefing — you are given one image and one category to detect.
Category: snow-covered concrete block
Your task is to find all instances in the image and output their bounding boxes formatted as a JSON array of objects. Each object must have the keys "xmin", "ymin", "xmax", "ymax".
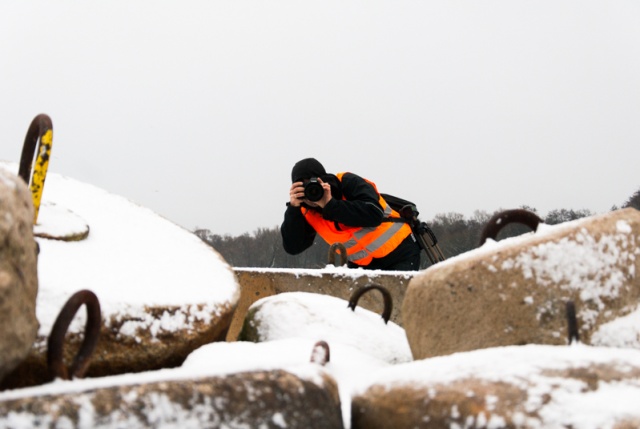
[
  {"xmin": 229, "ymin": 267, "xmax": 415, "ymax": 340},
  {"xmin": 0, "ymin": 162, "xmax": 240, "ymax": 389},
  {"xmin": 0, "ymin": 370, "xmax": 343, "ymax": 428},
  {"xmin": 403, "ymin": 208, "xmax": 640, "ymax": 359},
  {"xmin": 239, "ymin": 292, "xmax": 413, "ymax": 364},
  {"xmin": 0, "ymin": 338, "xmax": 346, "ymax": 428},
  {"xmin": 352, "ymin": 344, "xmax": 640, "ymax": 429}
]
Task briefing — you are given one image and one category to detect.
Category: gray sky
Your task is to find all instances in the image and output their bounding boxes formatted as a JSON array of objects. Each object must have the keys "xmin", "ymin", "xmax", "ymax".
[{"xmin": 2, "ymin": 1, "xmax": 639, "ymax": 236}]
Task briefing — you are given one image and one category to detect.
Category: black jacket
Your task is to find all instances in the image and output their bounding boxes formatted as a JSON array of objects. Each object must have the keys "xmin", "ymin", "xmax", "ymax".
[{"xmin": 280, "ymin": 172, "xmax": 421, "ymax": 270}]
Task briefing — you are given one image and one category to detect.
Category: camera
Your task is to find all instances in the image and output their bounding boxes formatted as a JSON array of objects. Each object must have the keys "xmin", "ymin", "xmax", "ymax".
[{"xmin": 303, "ymin": 178, "xmax": 324, "ymax": 202}]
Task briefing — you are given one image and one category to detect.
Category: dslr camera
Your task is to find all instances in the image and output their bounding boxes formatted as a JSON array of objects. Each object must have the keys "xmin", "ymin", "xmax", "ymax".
[{"xmin": 302, "ymin": 177, "xmax": 324, "ymax": 202}]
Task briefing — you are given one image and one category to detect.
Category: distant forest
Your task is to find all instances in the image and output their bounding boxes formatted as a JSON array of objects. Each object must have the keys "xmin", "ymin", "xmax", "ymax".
[{"xmin": 195, "ymin": 189, "xmax": 640, "ymax": 269}]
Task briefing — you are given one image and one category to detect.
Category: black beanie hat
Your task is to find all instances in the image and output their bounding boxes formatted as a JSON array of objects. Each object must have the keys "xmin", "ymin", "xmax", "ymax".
[{"xmin": 291, "ymin": 158, "xmax": 326, "ymax": 183}]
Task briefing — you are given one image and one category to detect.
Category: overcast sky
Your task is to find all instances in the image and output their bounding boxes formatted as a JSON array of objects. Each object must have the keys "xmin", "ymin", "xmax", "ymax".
[{"xmin": 1, "ymin": 1, "xmax": 639, "ymax": 236}]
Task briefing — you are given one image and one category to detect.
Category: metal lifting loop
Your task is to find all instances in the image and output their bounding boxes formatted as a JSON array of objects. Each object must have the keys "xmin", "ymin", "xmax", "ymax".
[
  {"xmin": 566, "ymin": 300, "xmax": 580, "ymax": 345},
  {"xmin": 478, "ymin": 209, "xmax": 543, "ymax": 246},
  {"xmin": 348, "ymin": 283, "xmax": 393, "ymax": 324},
  {"xmin": 47, "ymin": 290, "xmax": 102, "ymax": 380},
  {"xmin": 328, "ymin": 242, "xmax": 347, "ymax": 267},
  {"xmin": 310, "ymin": 340, "xmax": 330, "ymax": 366},
  {"xmin": 18, "ymin": 113, "xmax": 53, "ymax": 224}
]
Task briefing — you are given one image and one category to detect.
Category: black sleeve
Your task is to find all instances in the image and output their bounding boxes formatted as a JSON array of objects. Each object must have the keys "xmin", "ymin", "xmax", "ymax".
[
  {"xmin": 321, "ymin": 173, "xmax": 384, "ymax": 227},
  {"xmin": 280, "ymin": 204, "xmax": 317, "ymax": 254}
]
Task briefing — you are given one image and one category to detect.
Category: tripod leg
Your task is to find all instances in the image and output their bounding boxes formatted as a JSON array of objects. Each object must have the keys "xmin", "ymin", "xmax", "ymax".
[{"xmin": 416, "ymin": 234, "xmax": 438, "ymax": 265}]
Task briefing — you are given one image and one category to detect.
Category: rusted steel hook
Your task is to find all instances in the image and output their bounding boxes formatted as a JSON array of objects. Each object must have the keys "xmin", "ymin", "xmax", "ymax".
[
  {"xmin": 566, "ymin": 300, "xmax": 580, "ymax": 345},
  {"xmin": 328, "ymin": 242, "xmax": 348, "ymax": 267},
  {"xmin": 310, "ymin": 340, "xmax": 330, "ymax": 366},
  {"xmin": 47, "ymin": 289, "xmax": 101, "ymax": 380},
  {"xmin": 348, "ymin": 283, "xmax": 393, "ymax": 324},
  {"xmin": 18, "ymin": 113, "xmax": 53, "ymax": 224},
  {"xmin": 478, "ymin": 209, "xmax": 543, "ymax": 246}
]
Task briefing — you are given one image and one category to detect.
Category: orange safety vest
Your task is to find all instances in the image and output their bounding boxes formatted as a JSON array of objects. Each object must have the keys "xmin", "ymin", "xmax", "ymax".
[{"xmin": 301, "ymin": 172, "xmax": 412, "ymax": 266}]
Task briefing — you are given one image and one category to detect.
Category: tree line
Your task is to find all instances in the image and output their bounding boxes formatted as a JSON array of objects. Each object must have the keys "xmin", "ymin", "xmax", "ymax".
[{"xmin": 195, "ymin": 188, "xmax": 640, "ymax": 269}]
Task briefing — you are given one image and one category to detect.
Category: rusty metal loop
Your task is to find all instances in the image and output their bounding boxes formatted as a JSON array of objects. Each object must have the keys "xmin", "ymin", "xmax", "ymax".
[
  {"xmin": 310, "ymin": 340, "xmax": 330, "ymax": 366},
  {"xmin": 328, "ymin": 242, "xmax": 348, "ymax": 267},
  {"xmin": 348, "ymin": 283, "xmax": 393, "ymax": 324},
  {"xmin": 47, "ymin": 289, "xmax": 101, "ymax": 380},
  {"xmin": 18, "ymin": 114, "xmax": 51, "ymax": 184},
  {"xmin": 479, "ymin": 209, "xmax": 543, "ymax": 246},
  {"xmin": 566, "ymin": 300, "xmax": 580, "ymax": 345},
  {"xmin": 18, "ymin": 113, "xmax": 53, "ymax": 224}
]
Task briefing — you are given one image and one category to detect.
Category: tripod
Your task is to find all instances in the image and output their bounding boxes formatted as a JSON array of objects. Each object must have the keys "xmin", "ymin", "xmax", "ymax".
[{"xmin": 398, "ymin": 205, "xmax": 446, "ymax": 266}]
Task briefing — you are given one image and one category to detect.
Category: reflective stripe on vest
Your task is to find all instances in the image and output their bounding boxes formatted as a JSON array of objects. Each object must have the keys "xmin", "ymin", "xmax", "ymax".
[
  {"xmin": 301, "ymin": 172, "xmax": 411, "ymax": 265},
  {"xmin": 344, "ymin": 221, "xmax": 408, "ymax": 262}
]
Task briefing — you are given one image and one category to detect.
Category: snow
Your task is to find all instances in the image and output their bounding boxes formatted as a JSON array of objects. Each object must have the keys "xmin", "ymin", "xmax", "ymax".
[
  {"xmin": 592, "ymin": 305, "xmax": 640, "ymax": 349},
  {"xmin": 357, "ymin": 344, "xmax": 640, "ymax": 429},
  {"xmin": 2, "ymin": 160, "xmax": 640, "ymax": 428},
  {"xmin": 244, "ymin": 292, "xmax": 412, "ymax": 365},
  {"xmin": 1, "ymin": 161, "xmax": 239, "ymax": 346},
  {"xmin": 500, "ymin": 225, "xmax": 636, "ymax": 304},
  {"xmin": 234, "ymin": 265, "xmax": 416, "ymax": 280}
]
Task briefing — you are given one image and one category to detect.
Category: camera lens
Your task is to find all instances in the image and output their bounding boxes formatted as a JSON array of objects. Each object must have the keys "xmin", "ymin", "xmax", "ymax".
[{"xmin": 303, "ymin": 178, "xmax": 324, "ymax": 202}]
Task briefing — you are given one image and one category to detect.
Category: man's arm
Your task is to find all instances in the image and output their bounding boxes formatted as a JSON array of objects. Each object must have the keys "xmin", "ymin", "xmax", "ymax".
[
  {"xmin": 281, "ymin": 204, "xmax": 316, "ymax": 254},
  {"xmin": 322, "ymin": 173, "xmax": 384, "ymax": 227}
]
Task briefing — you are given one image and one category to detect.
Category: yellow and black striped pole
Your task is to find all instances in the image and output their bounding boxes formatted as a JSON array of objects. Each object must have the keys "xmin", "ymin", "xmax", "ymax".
[{"xmin": 18, "ymin": 113, "xmax": 53, "ymax": 224}]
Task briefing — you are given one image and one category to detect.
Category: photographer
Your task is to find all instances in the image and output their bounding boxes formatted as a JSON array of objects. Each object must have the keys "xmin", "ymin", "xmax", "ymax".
[{"xmin": 281, "ymin": 158, "xmax": 422, "ymax": 271}]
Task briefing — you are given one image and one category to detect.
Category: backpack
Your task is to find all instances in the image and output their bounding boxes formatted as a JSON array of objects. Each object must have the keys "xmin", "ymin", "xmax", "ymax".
[{"xmin": 380, "ymin": 193, "xmax": 446, "ymax": 265}]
